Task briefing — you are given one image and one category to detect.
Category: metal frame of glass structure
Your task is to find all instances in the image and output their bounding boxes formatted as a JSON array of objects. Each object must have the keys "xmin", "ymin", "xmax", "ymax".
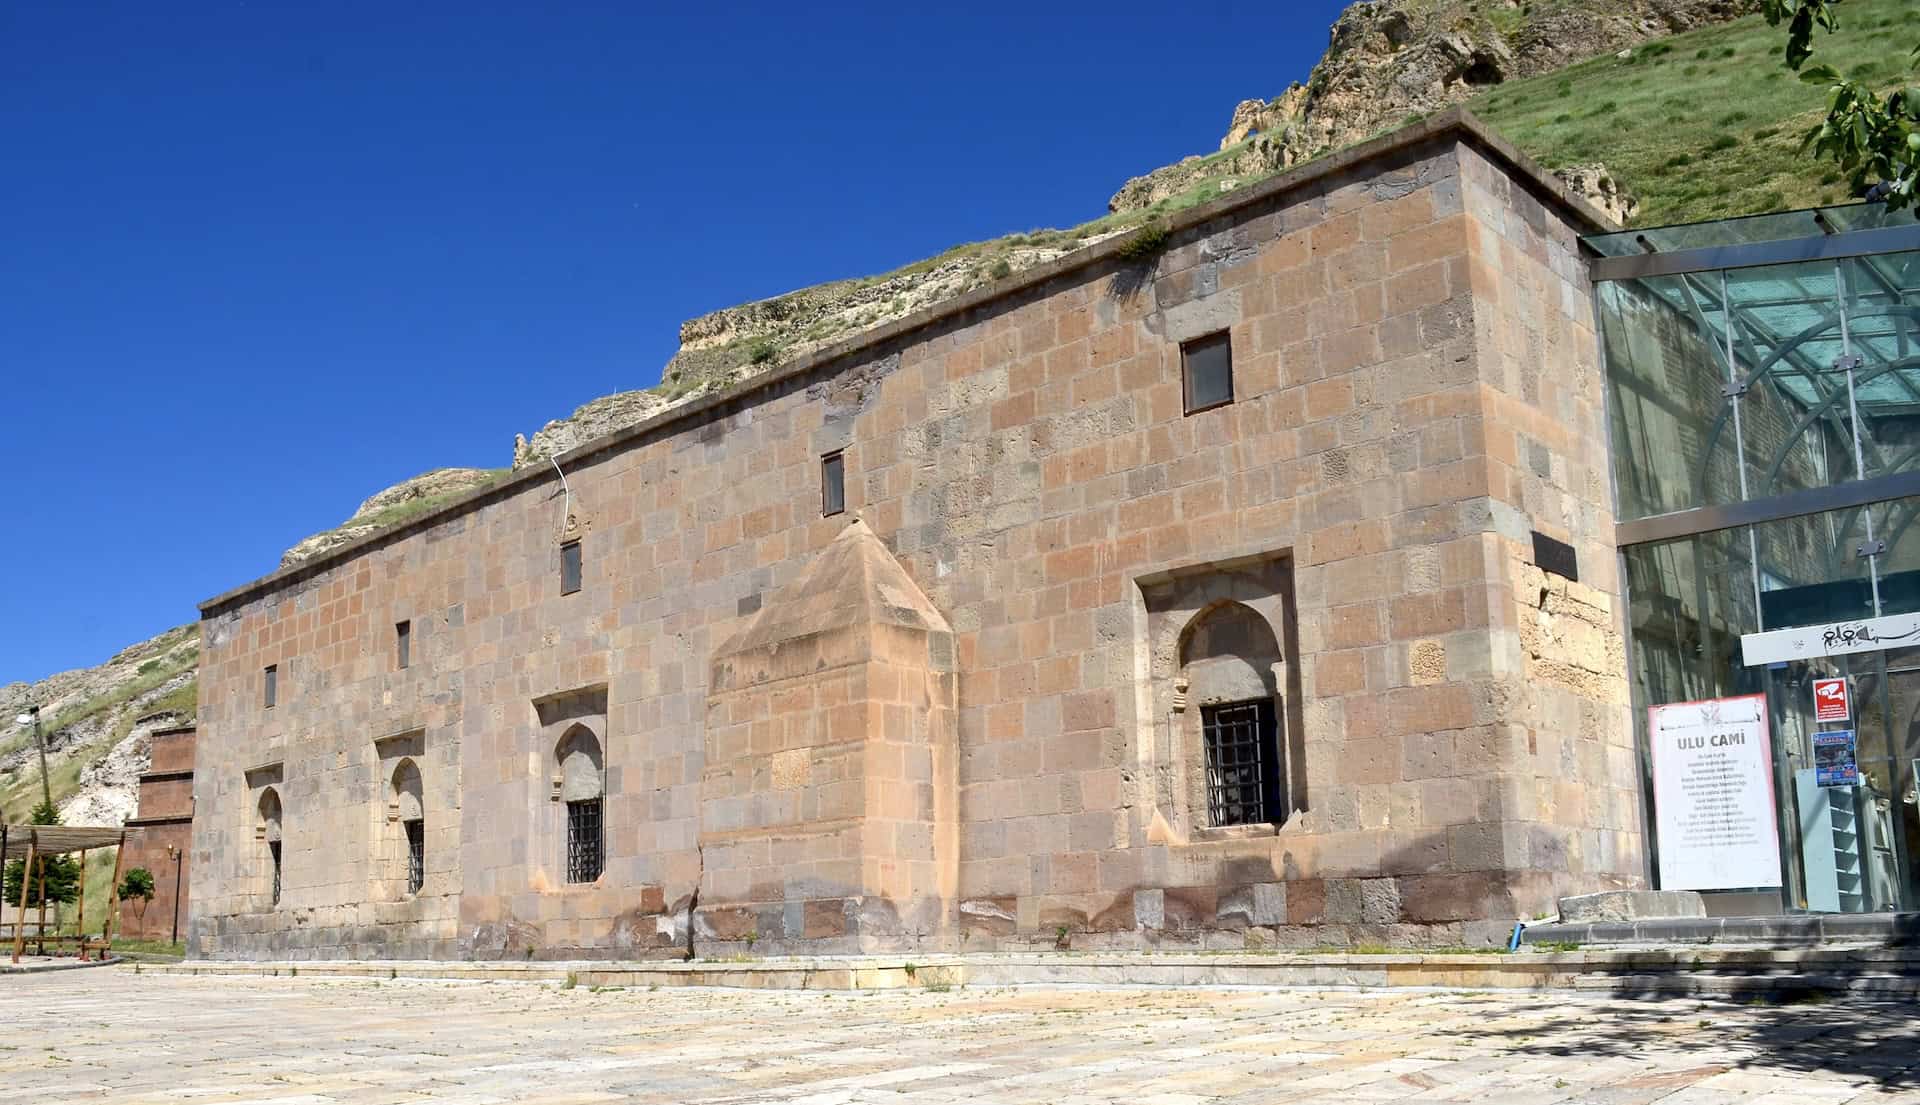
[{"xmin": 1590, "ymin": 201, "xmax": 1920, "ymax": 914}]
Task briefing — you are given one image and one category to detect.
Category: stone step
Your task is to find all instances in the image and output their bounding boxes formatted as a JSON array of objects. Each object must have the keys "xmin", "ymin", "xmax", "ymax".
[
  {"xmin": 1521, "ymin": 911, "xmax": 1920, "ymax": 949},
  {"xmin": 134, "ymin": 947, "xmax": 1920, "ymax": 997},
  {"xmin": 1571, "ymin": 971, "xmax": 1920, "ymax": 999}
]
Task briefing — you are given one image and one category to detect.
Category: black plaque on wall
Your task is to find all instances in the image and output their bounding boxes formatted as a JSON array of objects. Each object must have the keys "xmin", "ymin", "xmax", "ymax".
[{"xmin": 1531, "ymin": 530, "xmax": 1579, "ymax": 583}]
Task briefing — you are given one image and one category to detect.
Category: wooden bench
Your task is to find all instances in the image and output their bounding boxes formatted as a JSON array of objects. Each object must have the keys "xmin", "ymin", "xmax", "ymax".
[{"xmin": 2, "ymin": 926, "xmax": 111, "ymax": 960}]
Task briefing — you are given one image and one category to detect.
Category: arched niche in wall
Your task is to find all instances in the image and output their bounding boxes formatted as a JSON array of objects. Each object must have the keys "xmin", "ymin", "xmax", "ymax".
[
  {"xmin": 391, "ymin": 757, "xmax": 425, "ymax": 894},
  {"xmin": 1137, "ymin": 556, "xmax": 1305, "ymax": 839}
]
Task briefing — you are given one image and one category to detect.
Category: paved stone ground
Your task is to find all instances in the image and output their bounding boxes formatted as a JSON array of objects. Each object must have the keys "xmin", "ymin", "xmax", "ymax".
[{"xmin": 14, "ymin": 970, "xmax": 1920, "ymax": 1103}]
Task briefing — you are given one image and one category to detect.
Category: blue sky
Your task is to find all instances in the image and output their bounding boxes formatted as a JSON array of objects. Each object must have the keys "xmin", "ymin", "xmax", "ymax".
[{"xmin": 0, "ymin": 1, "xmax": 1349, "ymax": 683}]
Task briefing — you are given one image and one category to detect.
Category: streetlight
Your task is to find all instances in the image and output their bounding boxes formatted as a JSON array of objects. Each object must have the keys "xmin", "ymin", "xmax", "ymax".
[
  {"xmin": 11, "ymin": 708, "xmax": 49, "ymax": 811},
  {"xmin": 165, "ymin": 845, "xmax": 183, "ymax": 945}
]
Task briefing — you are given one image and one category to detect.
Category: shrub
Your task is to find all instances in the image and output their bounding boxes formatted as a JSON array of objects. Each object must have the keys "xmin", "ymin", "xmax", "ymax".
[
  {"xmin": 1663, "ymin": 153, "xmax": 1693, "ymax": 169},
  {"xmin": 746, "ymin": 339, "xmax": 778, "ymax": 366},
  {"xmin": 1114, "ymin": 219, "xmax": 1170, "ymax": 262},
  {"xmin": 118, "ymin": 867, "xmax": 156, "ymax": 902},
  {"xmin": 1707, "ymin": 134, "xmax": 1740, "ymax": 152},
  {"xmin": 3, "ymin": 802, "xmax": 80, "ymax": 909},
  {"xmin": 1554, "ymin": 113, "xmax": 1573, "ymax": 123},
  {"xmin": 987, "ymin": 258, "xmax": 1013, "ymax": 281},
  {"xmin": 1717, "ymin": 110, "xmax": 1750, "ymax": 126}
]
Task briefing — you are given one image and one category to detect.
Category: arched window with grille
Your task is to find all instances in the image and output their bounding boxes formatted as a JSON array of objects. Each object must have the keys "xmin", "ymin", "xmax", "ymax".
[
  {"xmin": 556, "ymin": 725, "xmax": 604, "ymax": 883},
  {"xmin": 257, "ymin": 787, "xmax": 283, "ymax": 907},
  {"xmin": 391, "ymin": 758, "xmax": 425, "ymax": 895}
]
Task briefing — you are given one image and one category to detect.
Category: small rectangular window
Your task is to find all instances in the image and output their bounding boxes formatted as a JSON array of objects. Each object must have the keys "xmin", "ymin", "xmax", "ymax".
[
  {"xmin": 395, "ymin": 620, "xmax": 411, "ymax": 670},
  {"xmin": 560, "ymin": 541, "xmax": 583, "ymax": 595},
  {"xmin": 263, "ymin": 665, "xmax": 277, "ymax": 710},
  {"xmin": 1182, "ymin": 331, "xmax": 1234, "ymax": 414},
  {"xmin": 821, "ymin": 452, "xmax": 846, "ymax": 517}
]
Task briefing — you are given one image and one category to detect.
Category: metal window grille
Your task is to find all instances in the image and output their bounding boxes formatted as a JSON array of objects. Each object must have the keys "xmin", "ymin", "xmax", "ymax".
[
  {"xmin": 566, "ymin": 798, "xmax": 603, "ymax": 883},
  {"xmin": 263, "ymin": 665, "xmax": 277, "ymax": 709},
  {"xmin": 396, "ymin": 620, "xmax": 411, "ymax": 670},
  {"xmin": 268, "ymin": 840, "xmax": 282, "ymax": 905},
  {"xmin": 560, "ymin": 542, "xmax": 583, "ymax": 595},
  {"xmin": 1201, "ymin": 699, "xmax": 1281, "ymax": 826},
  {"xmin": 404, "ymin": 818, "xmax": 425, "ymax": 894}
]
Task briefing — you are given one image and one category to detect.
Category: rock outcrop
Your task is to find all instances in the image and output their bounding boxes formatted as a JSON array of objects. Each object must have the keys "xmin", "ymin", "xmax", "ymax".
[
  {"xmin": 1554, "ymin": 163, "xmax": 1643, "ymax": 226},
  {"xmin": 1109, "ymin": 0, "xmax": 1749, "ymax": 214},
  {"xmin": 491, "ymin": 1, "xmax": 1746, "ymax": 484},
  {"xmin": 514, "ymin": 392, "xmax": 674, "ymax": 470},
  {"xmin": 281, "ymin": 467, "xmax": 507, "ymax": 568},
  {"xmin": 509, "ymin": 236, "xmax": 1116, "ymax": 471}
]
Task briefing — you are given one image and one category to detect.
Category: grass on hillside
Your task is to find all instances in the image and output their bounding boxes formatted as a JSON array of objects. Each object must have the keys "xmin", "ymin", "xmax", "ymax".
[{"xmin": 1470, "ymin": 0, "xmax": 1920, "ymax": 225}]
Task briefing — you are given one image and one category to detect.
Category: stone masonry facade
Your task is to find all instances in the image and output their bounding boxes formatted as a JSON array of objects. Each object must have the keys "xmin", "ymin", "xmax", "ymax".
[{"xmin": 190, "ymin": 110, "xmax": 1644, "ymax": 960}]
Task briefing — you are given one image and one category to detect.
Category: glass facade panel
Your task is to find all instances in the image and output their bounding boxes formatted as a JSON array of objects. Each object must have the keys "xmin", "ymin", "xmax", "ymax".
[
  {"xmin": 1602, "ymin": 276, "xmax": 1742, "ymax": 519},
  {"xmin": 1597, "ymin": 219, "xmax": 1920, "ymax": 522},
  {"xmin": 1596, "ymin": 203, "xmax": 1920, "ymax": 914},
  {"xmin": 1585, "ymin": 202, "xmax": 1915, "ymax": 258},
  {"xmin": 1625, "ymin": 505, "xmax": 1920, "ymax": 912}
]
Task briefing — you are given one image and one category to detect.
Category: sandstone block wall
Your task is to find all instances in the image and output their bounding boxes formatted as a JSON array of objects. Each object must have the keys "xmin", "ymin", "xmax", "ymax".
[{"xmin": 191, "ymin": 116, "xmax": 1642, "ymax": 959}]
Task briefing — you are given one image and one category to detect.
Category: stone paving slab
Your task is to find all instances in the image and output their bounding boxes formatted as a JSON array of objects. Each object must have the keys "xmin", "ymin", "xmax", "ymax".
[{"xmin": 10, "ymin": 969, "xmax": 1920, "ymax": 1103}]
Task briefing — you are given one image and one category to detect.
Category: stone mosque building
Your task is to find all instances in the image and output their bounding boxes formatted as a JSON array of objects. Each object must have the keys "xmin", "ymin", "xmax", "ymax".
[{"xmin": 188, "ymin": 110, "xmax": 1644, "ymax": 958}]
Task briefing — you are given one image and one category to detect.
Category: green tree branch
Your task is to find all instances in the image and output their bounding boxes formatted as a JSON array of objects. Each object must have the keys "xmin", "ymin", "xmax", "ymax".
[{"xmin": 1762, "ymin": 0, "xmax": 1920, "ymax": 208}]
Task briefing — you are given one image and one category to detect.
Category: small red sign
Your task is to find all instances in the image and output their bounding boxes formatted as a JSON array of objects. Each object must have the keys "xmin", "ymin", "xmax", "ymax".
[{"xmin": 1814, "ymin": 677, "xmax": 1851, "ymax": 723}]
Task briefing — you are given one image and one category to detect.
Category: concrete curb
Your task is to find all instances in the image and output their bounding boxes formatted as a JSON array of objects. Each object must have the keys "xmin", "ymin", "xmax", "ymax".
[{"xmin": 2, "ymin": 954, "xmax": 121, "ymax": 975}]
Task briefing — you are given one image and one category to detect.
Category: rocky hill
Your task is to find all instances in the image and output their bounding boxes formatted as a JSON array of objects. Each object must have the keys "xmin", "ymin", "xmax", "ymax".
[
  {"xmin": 1109, "ymin": 0, "xmax": 1749, "ymax": 218},
  {"xmin": 0, "ymin": 623, "xmax": 198, "ymax": 826},
  {"xmin": 282, "ymin": 467, "xmax": 509, "ymax": 568},
  {"xmin": 510, "ymin": 0, "xmax": 1770, "ymax": 470}
]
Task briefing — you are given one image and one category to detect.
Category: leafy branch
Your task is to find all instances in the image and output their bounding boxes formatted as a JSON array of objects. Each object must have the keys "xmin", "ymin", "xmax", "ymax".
[{"xmin": 1761, "ymin": 0, "xmax": 1919, "ymax": 209}]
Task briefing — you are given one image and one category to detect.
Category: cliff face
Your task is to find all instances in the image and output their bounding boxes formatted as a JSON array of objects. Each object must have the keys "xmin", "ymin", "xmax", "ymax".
[{"xmin": 1108, "ymin": 0, "xmax": 1749, "ymax": 215}]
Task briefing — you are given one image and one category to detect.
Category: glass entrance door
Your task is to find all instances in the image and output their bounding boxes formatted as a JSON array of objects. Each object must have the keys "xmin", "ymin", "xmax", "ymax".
[{"xmin": 1765, "ymin": 647, "xmax": 1916, "ymax": 913}]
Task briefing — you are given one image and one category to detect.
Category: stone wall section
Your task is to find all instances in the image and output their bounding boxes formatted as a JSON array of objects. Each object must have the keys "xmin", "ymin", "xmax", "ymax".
[
  {"xmin": 191, "ymin": 124, "xmax": 1636, "ymax": 958},
  {"xmin": 1456, "ymin": 144, "xmax": 1643, "ymax": 914}
]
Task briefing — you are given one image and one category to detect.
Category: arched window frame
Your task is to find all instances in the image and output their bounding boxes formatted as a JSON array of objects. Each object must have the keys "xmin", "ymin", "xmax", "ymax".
[
  {"xmin": 556, "ymin": 724, "xmax": 605, "ymax": 884},
  {"xmin": 256, "ymin": 787, "xmax": 284, "ymax": 908},
  {"xmin": 390, "ymin": 758, "xmax": 425, "ymax": 896}
]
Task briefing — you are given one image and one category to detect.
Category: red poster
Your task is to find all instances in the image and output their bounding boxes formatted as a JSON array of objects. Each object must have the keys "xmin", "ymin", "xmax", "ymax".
[{"xmin": 1813, "ymin": 677, "xmax": 1850, "ymax": 723}]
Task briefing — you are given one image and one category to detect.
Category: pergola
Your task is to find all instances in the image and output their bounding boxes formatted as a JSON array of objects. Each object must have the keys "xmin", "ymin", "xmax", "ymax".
[{"xmin": 1, "ymin": 823, "xmax": 128, "ymax": 963}]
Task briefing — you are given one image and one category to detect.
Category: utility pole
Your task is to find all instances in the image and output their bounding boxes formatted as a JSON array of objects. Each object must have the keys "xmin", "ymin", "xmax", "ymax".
[{"xmin": 29, "ymin": 707, "xmax": 50, "ymax": 812}]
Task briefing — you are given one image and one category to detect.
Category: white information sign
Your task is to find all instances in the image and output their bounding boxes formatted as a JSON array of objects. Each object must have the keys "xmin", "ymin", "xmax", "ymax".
[
  {"xmin": 1648, "ymin": 693, "xmax": 1782, "ymax": 891},
  {"xmin": 1740, "ymin": 611, "xmax": 1920, "ymax": 666}
]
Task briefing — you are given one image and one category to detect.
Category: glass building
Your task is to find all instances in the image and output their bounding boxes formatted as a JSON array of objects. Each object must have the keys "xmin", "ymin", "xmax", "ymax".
[{"xmin": 1591, "ymin": 202, "xmax": 1920, "ymax": 914}]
